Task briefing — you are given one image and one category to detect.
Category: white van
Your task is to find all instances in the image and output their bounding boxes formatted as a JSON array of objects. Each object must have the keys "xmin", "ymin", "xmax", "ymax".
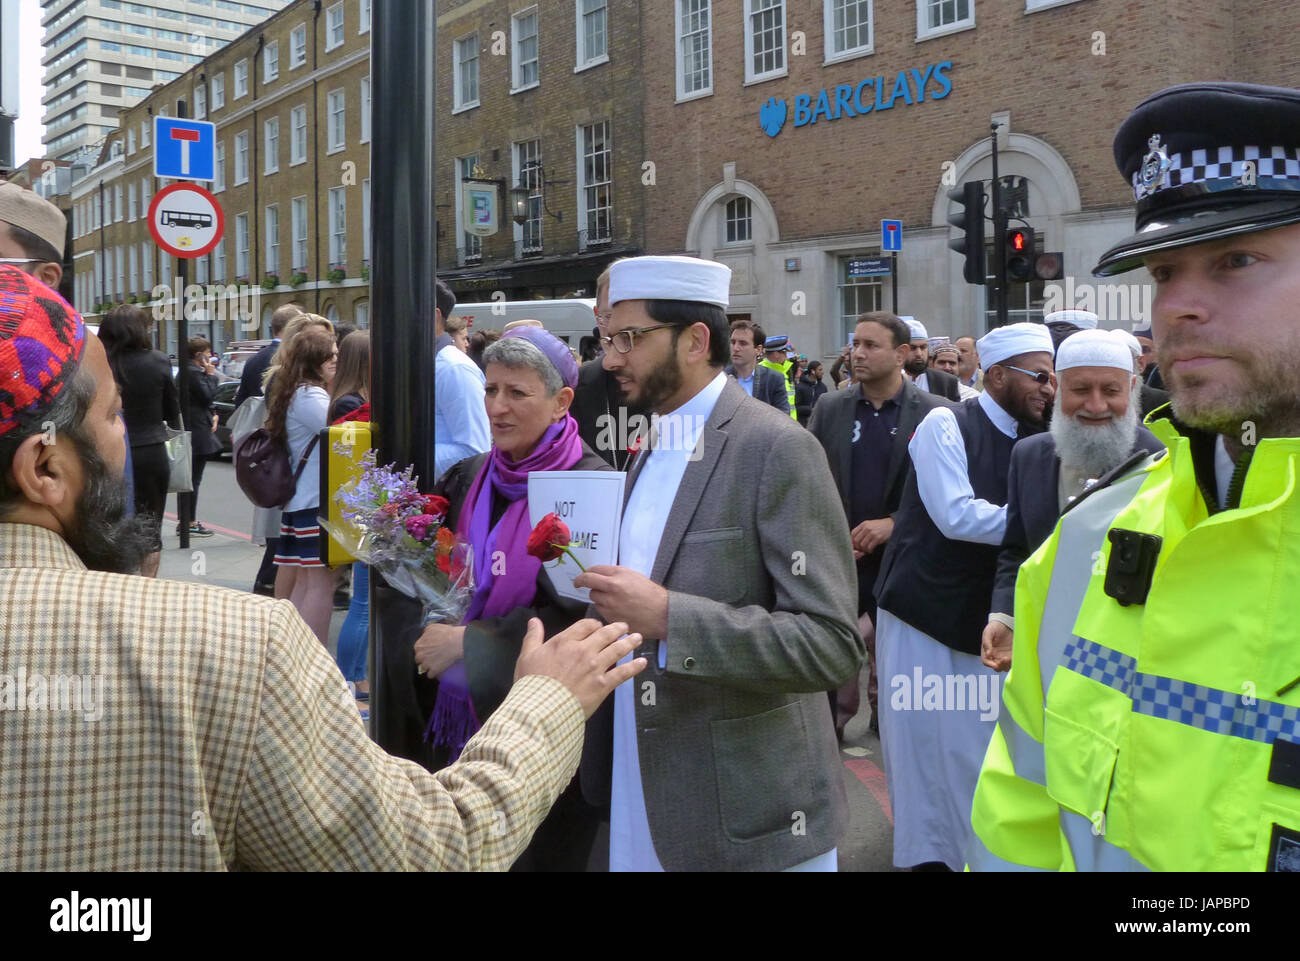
[{"xmin": 451, "ymin": 298, "xmax": 599, "ymax": 349}]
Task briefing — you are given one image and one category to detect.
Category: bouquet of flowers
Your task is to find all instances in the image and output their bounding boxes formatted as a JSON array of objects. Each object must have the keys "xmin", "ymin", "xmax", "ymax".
[{"xmin": 320, "ymin": 449, "xmax": 473, "ymax": 626}]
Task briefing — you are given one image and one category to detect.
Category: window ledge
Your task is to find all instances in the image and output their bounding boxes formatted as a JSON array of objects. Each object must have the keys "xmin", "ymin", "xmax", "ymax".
[
  {"xmin": 823, "ymin": 46, "xmax": 874, "ymax": 67},
  {"xmin": 290, "ymin": 158, "xmax": 307, "ymax": 167},
  {"xmin": 915, "ymin": 21, "xmax": 975, "ymax": 43},
  {"xmin": 510, "ymin": 81, "xmax": 540, "ymax": 96},
  {"xmin": 1024, "ymin": 0, "xmax": 1086, "ymax": 12},
  {"xmin": 675, "ymin": 87, "xmax": 713, "ymax": 104},
  {"xmin": 742, "ymin": 69, "xmax": 788, "ymax": 88},
  {"xmin": 291, "ymin": 61, "xmax": 306, "ymax": 71},
  {"xmin": 326, "ymin": 145, "xmax": 346, "ymax": 156},
  {"xmin": 574, "ymin": 54, "xmax": 609, "ymax": 74},
  {"xmin": 265, "ymin": 168, "xmax": 278, "ymax": 176},
  {"xmin": 452, "ymin": 100, "xmax": 479, "ymax": 115}
]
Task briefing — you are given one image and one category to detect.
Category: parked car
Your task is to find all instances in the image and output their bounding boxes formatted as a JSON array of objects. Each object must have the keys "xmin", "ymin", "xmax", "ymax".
[
  {"xmin": 221, "ymin": 340, "xmax": 272, "ymax": 381},
  {"xmin": 212, "ymin": 380, "xmax": 241, "ymax": 456}
]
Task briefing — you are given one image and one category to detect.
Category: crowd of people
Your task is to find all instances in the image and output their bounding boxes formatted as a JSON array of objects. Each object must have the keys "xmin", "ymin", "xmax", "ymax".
[{"xmin": 0, "ymin": 80, "xmax": 1297, "ymax": 873}]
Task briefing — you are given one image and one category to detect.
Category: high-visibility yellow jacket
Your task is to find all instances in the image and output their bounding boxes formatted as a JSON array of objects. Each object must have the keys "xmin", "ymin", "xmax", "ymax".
[
  {"xmin": 759, "ymin": 358, "xmax": 798, "ymax": 420},
  {"xmin": 969, "ymin": 413, "xmax": 1300, "ymax": 871}
]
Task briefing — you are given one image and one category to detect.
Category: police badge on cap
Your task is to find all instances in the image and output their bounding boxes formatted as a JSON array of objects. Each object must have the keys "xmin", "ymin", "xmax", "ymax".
[{"xmin": 1094, "ymin": 82, "xmax": 1300, "ymax": 276}]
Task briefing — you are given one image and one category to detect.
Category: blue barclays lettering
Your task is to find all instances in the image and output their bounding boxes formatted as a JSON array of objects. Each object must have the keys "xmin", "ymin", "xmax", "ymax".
[
  {"xmin": 833, "ymin": 84, "xmax": 856, "ymax": 119},
  {"xmin": 810, "ymin": 88, "xmax": 834, "ymax": 123},
  {"xmin": 890, "ymin": 71, "xmax": 913, "ymax": 106},
  {"xmin": 793, "ymin": 93, "xmax": 813, "ymax": 127},
  {"xmin": 853, "ymin": 78, "xmax": 874, "ymax": 114},
  {"xmin": 875, "ymin": 76, "xmax": 892, "ymax": 110},
  {"xmin": 931, "ymin": 60, "xmax": 953, "ymax": 99},
  {"xmin": 909, "ymin": 64, "xmax": 935, "ymax": 102}
]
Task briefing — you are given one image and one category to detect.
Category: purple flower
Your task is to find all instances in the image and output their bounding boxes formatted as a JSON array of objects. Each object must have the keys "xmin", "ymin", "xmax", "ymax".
[{"xmin": 404, "ymin": 514, "xmax": 437, "ymax": 542}]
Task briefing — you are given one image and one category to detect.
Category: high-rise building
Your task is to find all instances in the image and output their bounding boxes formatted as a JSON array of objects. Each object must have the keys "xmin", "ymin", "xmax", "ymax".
[
  {"xmin": 39, "ymin": 0, "xmax": 291, "ymax": 163},
  {"xmin": 1, "ymin": 0, "xmax": 20, "ymax": 174}
]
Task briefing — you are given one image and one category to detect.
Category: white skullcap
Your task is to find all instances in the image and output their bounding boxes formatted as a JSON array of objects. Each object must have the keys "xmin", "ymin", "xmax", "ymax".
[
  {"xmin": 1112, "ymin": 329, "xmax": 1142, "ymax": 360},
  {"xmin": 1056, "ymin": 329, "xmax": 1134, "ymax": 373},
  {"xmin": 1044, "ymin": 308, "xmax": 1099, "ymax": 329},
  {"xmin": 608, "ymin": 255, "xmax": 731, "ymax": 309},
  {"xmin": 977, "ymin": 322, "xmax": 1055, "ymax": 370},
  {"xmin": 901, "ymin": 317, "xmax": 928, "ymax": 340}
]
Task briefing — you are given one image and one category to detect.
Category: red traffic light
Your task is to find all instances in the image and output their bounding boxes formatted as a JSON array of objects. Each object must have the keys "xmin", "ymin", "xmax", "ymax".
[{"xmin": 1008, "ymin": 229, "xmax": 1028, "ymax": 253}]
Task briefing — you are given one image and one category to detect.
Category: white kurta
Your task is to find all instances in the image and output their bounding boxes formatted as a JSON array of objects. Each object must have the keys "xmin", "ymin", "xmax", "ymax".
[
  {"xmin": 609, "ymin": 372, "xmax": 836, "ymax": 872},
  {"xmin": 876, "ymin": 390, "xmax": 1018, "ymax": 870}
]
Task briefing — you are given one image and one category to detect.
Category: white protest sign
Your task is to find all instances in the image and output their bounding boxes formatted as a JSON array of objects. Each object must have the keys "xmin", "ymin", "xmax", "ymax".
[{"xmin": 527, "ymin": 470, "xmax": 626, "ymax": 603}]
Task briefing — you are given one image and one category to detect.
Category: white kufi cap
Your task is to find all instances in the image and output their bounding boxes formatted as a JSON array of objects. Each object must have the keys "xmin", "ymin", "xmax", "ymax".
[
  {"xmin": 1044, "ymin": 308, "xmax": 1100, "ymax": 329},
  {"xmin": 1056, "ymin": 328, "xmax": 1134, "ymax": 373},
  {"xmin": 977, "ymin": 322, "xmax": 1055, "ymax": 370},
  {"xmin": 901, "ymin": 317, "xmax": 928, "ymax": 340},
  {"xmin": 1112, "ymin": 329, "xmax": 1143, "ymax": 361},
  {"xmin": 608, "ymin": 255, "xmax": 731, "ymax": 309}
]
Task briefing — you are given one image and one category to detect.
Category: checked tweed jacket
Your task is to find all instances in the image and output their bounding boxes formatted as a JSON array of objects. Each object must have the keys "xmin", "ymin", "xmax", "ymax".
[{"xmin": 0, "ymin": 523, "xmax": 584, "ymax": 871}]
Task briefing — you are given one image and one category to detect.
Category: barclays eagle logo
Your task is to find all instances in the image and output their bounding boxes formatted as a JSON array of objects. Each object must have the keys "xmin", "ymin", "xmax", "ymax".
[{"xmin": 760, "ymin": 97, "xmax": 787, "ymax": 138}]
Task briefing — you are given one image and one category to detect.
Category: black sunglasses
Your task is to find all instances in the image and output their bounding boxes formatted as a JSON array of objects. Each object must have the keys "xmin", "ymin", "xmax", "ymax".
[{"xmin": 998, "ymin": 363, "xmax": 1054, "ymax": 386}]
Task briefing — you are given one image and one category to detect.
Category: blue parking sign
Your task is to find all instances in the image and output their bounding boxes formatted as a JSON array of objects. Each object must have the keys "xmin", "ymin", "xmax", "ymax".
[{"xmin": 154, "ymin": 117, "xmax": 216, "ymax": 181}]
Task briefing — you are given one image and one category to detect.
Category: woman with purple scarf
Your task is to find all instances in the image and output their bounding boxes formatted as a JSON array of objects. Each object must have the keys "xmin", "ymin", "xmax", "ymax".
[{"xmin": 416, "ymin": 326, "xmax": 610, "ymax": 871}]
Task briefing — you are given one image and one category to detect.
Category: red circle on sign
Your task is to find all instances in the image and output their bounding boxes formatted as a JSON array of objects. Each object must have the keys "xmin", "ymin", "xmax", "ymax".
[{"xmin": 147, "ymin": 182, "xmax": 225, "ymax": 259}]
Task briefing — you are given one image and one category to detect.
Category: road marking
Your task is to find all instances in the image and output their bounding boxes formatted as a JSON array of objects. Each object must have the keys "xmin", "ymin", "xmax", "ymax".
[
  {"xmin": 163, "ymin": 512, "xmax": 254, "ymax": 542},
  {"xmin": 844, "ymin": 757, "xmax": 892, "ymax": 825}
]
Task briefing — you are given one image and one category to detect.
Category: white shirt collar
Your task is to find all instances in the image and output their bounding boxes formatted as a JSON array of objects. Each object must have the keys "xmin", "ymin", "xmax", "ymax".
[
  {"xmin": 978, "ymin": 389, "xmax": 1020, "ymax": 439},
  {"xmin": 651, "ymin": 371, "xmax": 727, "ymax": 453}
]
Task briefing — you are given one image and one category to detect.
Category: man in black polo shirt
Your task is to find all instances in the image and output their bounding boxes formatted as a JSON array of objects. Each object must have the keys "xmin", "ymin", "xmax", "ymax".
[{"xmin": 808, "ymin": 312, "xmax": 949, "ymax": 736}]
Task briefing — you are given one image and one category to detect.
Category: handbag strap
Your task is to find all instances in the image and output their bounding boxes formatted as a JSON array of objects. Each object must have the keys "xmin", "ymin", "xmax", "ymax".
[{"xmin": 290, "ymin": 434, "xmax": 320, "ymax": 491}]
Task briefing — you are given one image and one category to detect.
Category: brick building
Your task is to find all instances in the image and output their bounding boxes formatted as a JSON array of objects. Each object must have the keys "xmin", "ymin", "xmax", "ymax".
[
  {"xmin": 435, "ymin": 0, "xmax": 644, "ymax": 304},
  {"xmin": 641, "ymin": 0, "xmax": 1300, "ymax": 362},
  {"xmin": 68, "ymin": 0, "xmax": 373, "ymax": 355}
]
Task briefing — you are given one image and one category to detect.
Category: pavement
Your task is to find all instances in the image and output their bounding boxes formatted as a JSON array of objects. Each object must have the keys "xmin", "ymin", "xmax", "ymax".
[{"xmin": 161, "ymin": 458, "xmax": 898, "ymax": 871}]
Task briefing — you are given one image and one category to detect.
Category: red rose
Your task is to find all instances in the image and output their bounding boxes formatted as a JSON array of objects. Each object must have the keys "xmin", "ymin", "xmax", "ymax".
[
  {"xmin": 526, "ymin": 513, "xmax": 571, "ymax": 562},
  {"xmin": 423, "ymin": 494, "xmax": 450, "ymax": 517},
  {"xmin": 436, "ymin": 553, "xmax": 451, "ymax": 574}
]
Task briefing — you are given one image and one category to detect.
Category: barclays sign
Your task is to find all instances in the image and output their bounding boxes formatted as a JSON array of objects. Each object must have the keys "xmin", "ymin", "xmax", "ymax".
[{"xmin": 759, "ymin": 61, "xmax": 953, "ymax": 138}]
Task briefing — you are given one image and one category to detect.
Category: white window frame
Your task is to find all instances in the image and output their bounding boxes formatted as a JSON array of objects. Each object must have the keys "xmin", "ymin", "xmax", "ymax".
[
  {"xmin": 916, "ymin": 0, "xmax": 975, "ymax": 41},
  {"xmin": 140, "ymin": 119, "xmax": 150, "ymax": 148},
  {"xmin": 1025, "ymin": 0, "xmax": 1083, "ymax": 10},
  {"xmin": 234, "ymin": 130, "xmax": 249, "ymax": 185},
  {"xmin": 264, "ymin": 117, "xmax": 279, "ymax": 174},
  {"xmin": 235, "ymin": 213, "xmax": 249, "ymax": 279},
  {"xmin": 233, "ymin": 58, "xmax": 248, "ymax": 98},
  {"xmin": 263, "ymin": 39, "xmax": 279, "ymax": 83},
  {"xmin": 194, "ymin": 83, "xmax": 207, "ymax": 119},
  {"xmin": 675, "ymin": 0, "xmax": 713, "ymax": 102},
  {"xmin": 743, "ymin": 0, "xmax": 787, "ymax": 85},
  {"xmin": 214, "ymin": 141, "xmax": 226, "ymax": 192},
  {"xmin": 513, "ymin": 141, "xmax": 543, "ymax": 253},
  {"xmin": 128, "ymin": 182, "xmax": 137, "ymax": 221},
  {"xmin": 127, "ymin": 129, "xmax": 136, "ymax": 154},
  {"xmin": 210, "ymin": 72, "xmax": 225, "ymax": 110},
  {"xmin": 265, "ymin": 204, "xmax": 280, "ymax": 275},
  {"xmin": 360, "ymin": 76, "xmax": 370, "ymax": 143},
  {"xmin": 290, "ymin": 105, "xmax": 307, "ymax": 165},
  {"xmin": 328, "ymin": 186, "xmax": 347, "ymax": 267},
  {"xmin": 141, "ymin": 242, "xmax": 152, "ymax": 291},
  {"xmin": 359, "ymin": 0, "xmax": 370, "ymax": 34},
  {"xmin": 114, "ymin": 185, "xmax": 123, "ymax": 223},
  {"xmin": 325, "ymin": 3, "xmax": 344, "ymax": 51},
  {"xmin": 212, "ymin": 237, "xmax": 225, "ymax": 283},
  {"xmin": 510, "ymin": 6, "xmax": 540, "ymax": 93},
  {"xmin": 823, "ymin": 0, "xmax": 874, "ymax": 64},
  {"xmin": 576, "ymin": 121, "xmax": 613, "ymax": 246},
  {"xmin": 574, "ymin": 0, "xmax": 609, "ymax": 72},
  {"xmin": 128, "ymin": 244, "xmax": 138, "ymax": 293},
  {"xmin": 327, "ymin": 88, "xmax": 346, "ymax": 154},
  {"xmin": 722, "ymin": 196, "xmax": 753, "ymax": 245},
  {"xmin": 291, "ymin": 196, "xmax": 308, "ymax": 272},
  {"xmin": 290, "ymin": 24, "xmax": 307, "ymax": 68},
  {"xmin": 196, "ymin": 250, "xmax": 208, "ymax": 285},
  {"xmin": 452, "ymin": 33, "xmax": 479, "ymax": 113}
]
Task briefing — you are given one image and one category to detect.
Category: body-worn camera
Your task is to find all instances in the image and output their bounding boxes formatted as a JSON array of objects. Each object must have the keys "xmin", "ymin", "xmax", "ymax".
[{"xmin": 1103, "ymin": 528, "xmax": 1163, "ymax": 607}]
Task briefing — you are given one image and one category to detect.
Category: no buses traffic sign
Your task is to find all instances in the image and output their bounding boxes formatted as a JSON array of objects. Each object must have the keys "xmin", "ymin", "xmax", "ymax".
[{"xmin": 148, "ymin": 183, "xmax": 224, "ymax": 259}]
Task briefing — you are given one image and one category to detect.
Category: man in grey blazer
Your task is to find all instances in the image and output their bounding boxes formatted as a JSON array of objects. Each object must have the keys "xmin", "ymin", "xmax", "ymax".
[
  {"xmin": 575, "ymin": 255, "xmax": 862, "ymax": 872},
  {"xmin": 809, "ymin": 312, "xmax": 950, "ymax": 735},
  {"xmin": 724, "ymin": 319, "xmax": 790, "ymax": 415}
]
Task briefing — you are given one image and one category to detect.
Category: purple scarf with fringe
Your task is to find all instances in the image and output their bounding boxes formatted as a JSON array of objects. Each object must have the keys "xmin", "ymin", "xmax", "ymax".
[{"xmin": 425, "ymin": 415, "xmax": 583, "ymax": 759}]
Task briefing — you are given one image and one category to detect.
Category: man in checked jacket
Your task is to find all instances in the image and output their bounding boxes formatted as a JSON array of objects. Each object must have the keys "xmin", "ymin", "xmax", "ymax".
[{"xmin": 0, "ymin": 266, "xmax": 645, "ymax": 871}]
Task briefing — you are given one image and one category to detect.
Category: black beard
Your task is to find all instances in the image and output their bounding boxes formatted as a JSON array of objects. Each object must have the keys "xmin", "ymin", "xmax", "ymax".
[
  {"xmin": 66, "ymin": 444, "xmax": 156, "ymax": 575},
  {"xmin": 903, "ymin": 358, "xmax": 928, "ymax": 377},
  {"xmin": 635, "ymin": 353, "xmax": 686, "ymax": 414}
]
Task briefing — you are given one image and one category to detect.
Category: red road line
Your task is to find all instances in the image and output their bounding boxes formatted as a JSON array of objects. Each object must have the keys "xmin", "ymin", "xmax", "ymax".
[
  {"xmin": 163, "ymin": 512, "xmax": 254, "ymax": 542},
  {"xmin": 844, "ymin": 757, "xmax": 892, "ymax": 825}
]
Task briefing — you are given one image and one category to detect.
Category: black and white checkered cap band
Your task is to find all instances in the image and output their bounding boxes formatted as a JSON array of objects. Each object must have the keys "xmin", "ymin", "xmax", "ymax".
[{"xmin": 1131, "ymin": 145, "xmax": 1300, "ymax": 198}]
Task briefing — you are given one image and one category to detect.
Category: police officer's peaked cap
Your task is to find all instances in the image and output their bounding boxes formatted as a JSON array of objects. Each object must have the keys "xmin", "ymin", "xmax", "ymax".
[
  {"xmin": 1094, "ymin": 82, "xmax": 1300, "ymax": 276},
  {"xmin": 764, "ymin": 335, "xmax": 789, "ymax": 351}
]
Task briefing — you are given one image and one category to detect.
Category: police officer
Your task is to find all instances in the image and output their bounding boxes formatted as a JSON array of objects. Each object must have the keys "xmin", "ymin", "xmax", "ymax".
[{"xmin": 969, "ymin": 82, "xmax": 1300, "ymax": 871}]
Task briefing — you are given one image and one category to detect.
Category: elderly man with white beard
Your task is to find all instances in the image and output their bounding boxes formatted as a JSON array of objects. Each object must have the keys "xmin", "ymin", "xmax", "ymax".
[{"xmin": 982, "ymin": 329, "xmax": 1165, "ymax": 671}]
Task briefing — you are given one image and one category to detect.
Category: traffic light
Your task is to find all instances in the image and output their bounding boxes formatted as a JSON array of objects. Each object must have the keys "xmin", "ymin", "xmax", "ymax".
[
  {"xmin": 947, "ymin": 181, "xmax": 986, "ymax": 285},
  {"xmin": 1006, "ymin": 228, "xmax": 1034, "ymax": 282}
]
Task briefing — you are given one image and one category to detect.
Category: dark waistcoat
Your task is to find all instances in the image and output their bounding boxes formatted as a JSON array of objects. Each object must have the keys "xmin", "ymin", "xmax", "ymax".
[{"xmin": 875, "ymin": 397, "xmax": 1016, "ymax": 655}]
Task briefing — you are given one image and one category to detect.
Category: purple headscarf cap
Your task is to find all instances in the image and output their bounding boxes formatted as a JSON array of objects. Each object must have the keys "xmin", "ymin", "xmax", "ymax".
[{"xmin": 501, "ymin": 325, "xmax": 579, "ymax": 389}]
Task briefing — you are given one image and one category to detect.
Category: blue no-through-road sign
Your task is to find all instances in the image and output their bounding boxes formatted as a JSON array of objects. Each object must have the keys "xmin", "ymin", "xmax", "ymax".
[
  {"xmin": 881, "ymin": 219, "xmax": 903, "ymax": 252},
  {"xmin": 153, "ymin": 116, "xmax": 216, "ymax": 181}
]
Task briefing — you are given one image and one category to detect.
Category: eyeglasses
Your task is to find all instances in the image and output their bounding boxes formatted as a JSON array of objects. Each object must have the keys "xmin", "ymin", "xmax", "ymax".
[
  {"xmin": 998, "ymin": 363, "xmax": 1054, "ymax": 386},
  {"xmin": 601, "ymin": 323, "xmax": 678, "ymax": 354},
  {"xmin": 0, "ymin": 258, "xmax": 41, "ymax": 266}
]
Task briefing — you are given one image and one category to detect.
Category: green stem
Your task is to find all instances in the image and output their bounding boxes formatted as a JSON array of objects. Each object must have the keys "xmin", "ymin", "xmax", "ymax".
[{"xmin": 558, "ymin": 544, "xmax": 587, "ymax": 572}]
